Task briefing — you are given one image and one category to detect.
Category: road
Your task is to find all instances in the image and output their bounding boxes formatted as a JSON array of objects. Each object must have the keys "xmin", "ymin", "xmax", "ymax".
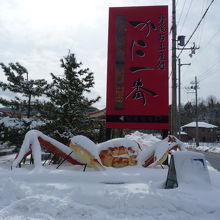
[
  {"xmin": 203, "ymin": 151, "xmax": 220, "ymax": 171},
  {"xmin": 190, "ymin": 150, "xmax": 220, "ymax": 171}
]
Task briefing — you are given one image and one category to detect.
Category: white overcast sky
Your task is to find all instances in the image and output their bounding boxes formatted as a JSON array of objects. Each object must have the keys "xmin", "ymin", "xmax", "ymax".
[{"xmin": 0, "ymin": 0, "xmax": 219, "ymax": 109}]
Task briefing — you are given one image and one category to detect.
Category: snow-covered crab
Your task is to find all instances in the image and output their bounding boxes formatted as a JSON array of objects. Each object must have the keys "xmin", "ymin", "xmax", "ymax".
[{"xmin": 12, "ymin": 130, "xmax": 186, "ymax": 170}]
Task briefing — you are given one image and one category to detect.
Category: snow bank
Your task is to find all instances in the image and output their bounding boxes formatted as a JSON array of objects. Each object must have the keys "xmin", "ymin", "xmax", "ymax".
[
  {"xmin": 0, "ymin": 163, "xmax": 220, "ymax": 220},
  {"xmin": 1, "ymin": 130, "xmax": 220, "ymax": 219},
  {"xmin": 187, "ymin": 144, "xmax": 220, "ymax": 154}
]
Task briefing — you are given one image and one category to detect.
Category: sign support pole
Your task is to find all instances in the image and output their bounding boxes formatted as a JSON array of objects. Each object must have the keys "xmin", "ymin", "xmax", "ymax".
[{"xmin": 171, "ymin": 0, "xmax": 177, "ymax": 136}]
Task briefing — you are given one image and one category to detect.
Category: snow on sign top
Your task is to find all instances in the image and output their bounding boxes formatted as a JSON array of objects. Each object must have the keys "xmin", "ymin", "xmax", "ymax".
[{"xmin": 181, "ymin": 121, "xmax": 218, "ymax": 128}]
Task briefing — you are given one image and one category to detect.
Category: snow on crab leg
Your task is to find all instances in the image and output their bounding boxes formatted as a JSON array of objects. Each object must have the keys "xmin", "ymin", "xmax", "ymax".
[{"xmin": 12, "ymin": 130, "xmax": 42, "ymax": 169}]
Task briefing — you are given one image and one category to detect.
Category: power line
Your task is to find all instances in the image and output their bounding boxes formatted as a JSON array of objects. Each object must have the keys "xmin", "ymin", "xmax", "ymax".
[
  {"xmin": 199, "ymin": 60, "xmax": 220, "ymax": 77},
  {"xmin": 199, "ymin": 61, "xmax": 220, "ymax": 82},
  {"xmin": 183, "ymin": 60, "xmax": 220, "ymax": 87},
  {"xmin": 178, "ymin": 0, "xmax": 194, "ymax": 35},
  {"xmin": 196, "ymin": 0, "xmax": 208, "ymax": 45},
  {"xmin": 201, "ymin": 27, "xmax": 220, "ymax": 50},
  {"xmin": 177, "ymin": 0, "xmax": 215, "ymax": 58},
  {"xmin": 177, "ymin": 0, "xmax": 187, "ymax": 26},
  {"xmin": 182, "ymin": 27, "xmax": 220, "ymax": 69},
  {"xmin": 200, "ymin": 69, "xmax": 220, "ymax": 82}
]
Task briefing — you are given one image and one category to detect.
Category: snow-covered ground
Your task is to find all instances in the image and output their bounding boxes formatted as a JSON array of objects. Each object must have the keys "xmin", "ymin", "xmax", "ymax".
[
  {"xmin": 0, "ymin": 155, "xmax": 220, "ymax": 220},
  {"xmin": 186, "ymin": 142, "xmax": 220, "ymax": 154},
  {"xmin": 1, "ymin": 135, "xmax": 220, "ymax": 219}
]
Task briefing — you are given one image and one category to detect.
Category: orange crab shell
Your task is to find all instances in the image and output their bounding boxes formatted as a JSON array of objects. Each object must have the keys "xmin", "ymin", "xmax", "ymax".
[{"xmin": 99, "ymin": 146, "xmax": 138, "ymax": 168}]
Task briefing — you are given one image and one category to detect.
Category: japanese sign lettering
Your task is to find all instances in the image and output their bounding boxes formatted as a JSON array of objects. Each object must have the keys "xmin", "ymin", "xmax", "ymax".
[{"xmin": 106, "ymin": 6, "xmax": 169, "ymax": 129}]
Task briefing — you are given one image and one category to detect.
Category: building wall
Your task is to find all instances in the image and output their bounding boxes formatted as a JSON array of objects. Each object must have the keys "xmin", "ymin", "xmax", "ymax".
[{"xmin": 182, "ymin": 127, "xmax": 218, "ymax": 142}]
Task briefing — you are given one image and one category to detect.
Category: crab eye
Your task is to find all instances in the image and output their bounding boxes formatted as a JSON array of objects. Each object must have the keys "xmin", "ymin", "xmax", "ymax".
[
  {"xmin": 137, "ymin": 40, "xmax": 146, "ymax": 47},
  {"xmin": 136, "ymin": 50, "xmax": 145, "ymax": 57}
]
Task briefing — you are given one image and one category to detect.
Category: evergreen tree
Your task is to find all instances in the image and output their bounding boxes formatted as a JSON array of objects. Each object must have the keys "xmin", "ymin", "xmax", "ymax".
[
  {"xmin": 180, "ymin": 101, "xmax": 195, "ymax": 124},
  {"xmin": 42, "ymin": 51, "xmax": 101, "ymax": 143},
  {"xmin": 180, "ymin": 96, "xmax": 220, "ymax": 128},
  {"xmin": 0, "ymin": 62, "xmax": 50, "ymax": 117},
  {"xmin": 0, "ymin": 62, "xmax": 50, "ymax": 148},
  {"xmin": 197, "ymin": 101, "xmax": 207, "ymax": 121},
  {"xmin": 206, "ymin": 95, "xmax": 219, "ymax": 125}
]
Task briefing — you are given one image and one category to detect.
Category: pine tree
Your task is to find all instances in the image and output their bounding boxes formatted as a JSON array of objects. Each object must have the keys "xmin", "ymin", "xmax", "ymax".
[
  {"xmin": 0, "ymin": 62, "xmax": 51, "ymax": 148},
  {"xmin": 180, "ymin": 96, "xmax": 220, "ymax": 127},
  {"xmin": 0, "ymin": 62, "xmax": 50, "ymax": 117},
  {"xmin": 43, "ymin": 51, "xmax": 101, "ymax": 143}
]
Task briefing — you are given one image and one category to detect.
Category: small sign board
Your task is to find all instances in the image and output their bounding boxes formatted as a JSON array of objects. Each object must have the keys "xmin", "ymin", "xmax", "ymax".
[{"xmin": 165, "ymin": 151, "xmax": 210, "ymax": 189}]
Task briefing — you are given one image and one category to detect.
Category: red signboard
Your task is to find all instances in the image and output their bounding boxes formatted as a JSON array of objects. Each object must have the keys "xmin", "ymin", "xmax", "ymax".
[{"xmin": 106, "ymin": 6, "xmax": 169, "ymax": 129}]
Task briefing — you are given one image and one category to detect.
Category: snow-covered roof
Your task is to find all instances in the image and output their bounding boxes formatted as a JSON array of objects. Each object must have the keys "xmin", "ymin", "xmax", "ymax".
[
  {"xmin": 181, "ymin": 122, "xmax": 218, "ymax": 129},
  {"xmin": 180, "ymin": 131, "xmax": 188, "ymax": 135},
  {"xmin": 177, "ymin": 131, "xmax": 188, "ymax": 135}
]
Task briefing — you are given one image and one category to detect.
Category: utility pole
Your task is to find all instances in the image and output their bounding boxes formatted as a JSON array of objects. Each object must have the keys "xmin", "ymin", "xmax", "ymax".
[
  {"xmin": 171, "ymin": 0, "xmax": 177, "ymax": 136},
  {"xmin": 177, "ymin": 58, "xmax": 191, "ymax": 138},
  {"xmin": 187, "ymin": 76, "xmax": 199, "ymax": 146},
  {"xmin": 195, "ymin": 76, "xmax": 199, "ymax": 147}
]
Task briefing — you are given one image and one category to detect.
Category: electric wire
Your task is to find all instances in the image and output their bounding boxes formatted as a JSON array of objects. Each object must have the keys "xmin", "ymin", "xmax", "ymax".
[
  {"xmin": 177, "ymin": 0, "xmax": 187, "ymax": 26},
  {"xmin": 177, "ymin": 0, "xmax": 215, "ymax": 58},
  {"xmin": 199, "ymin": 61, "xmax": 220, "ymax": 82},
  {"xmin": 200, "ymin": 69, "xmax": 220, "ymax": 83},
  {"xmin": 178, "ymin": 0, "xmax": 194, "ymax": 35},
  {"xmin": 183, "ymin": 60, "xmax": 220, "ymax": 89},
  {"xmin": 182, "ymin": 26, "xmax": 220, "ymax": 71},
  {"xmin": 199, "ymin": 60, "xmax": 220, "ymax": 77},
  {"xmin": 170, "ymin": 1, "xmax": 216, "ymax": 91},
  {"xmin": 180, "ymin": 60, "xmax": 220, "ymax": 105},
  {"xmin": 196, "ymin": 0, "xmax": 207, "ymax": 46},
  {"xmin": 184, "ymin": 0, "xmax": 218, "ymax": 77},
  {"xmin": 203, "ymin": 28, "xmax": 220, "ymax": 49}
]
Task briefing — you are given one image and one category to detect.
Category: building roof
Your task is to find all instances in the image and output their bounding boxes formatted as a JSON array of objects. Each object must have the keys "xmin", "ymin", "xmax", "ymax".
[
  {"xmin": 88, "ymin": 108, "xmax": 106, "ymax": 118},
  {"xmin": 178, "ymin": 131, "xmax": 188, "ymax": 135},
  {"xmin": 181, "ymin": 122, "xmax": 218, "ymax": 129}
]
